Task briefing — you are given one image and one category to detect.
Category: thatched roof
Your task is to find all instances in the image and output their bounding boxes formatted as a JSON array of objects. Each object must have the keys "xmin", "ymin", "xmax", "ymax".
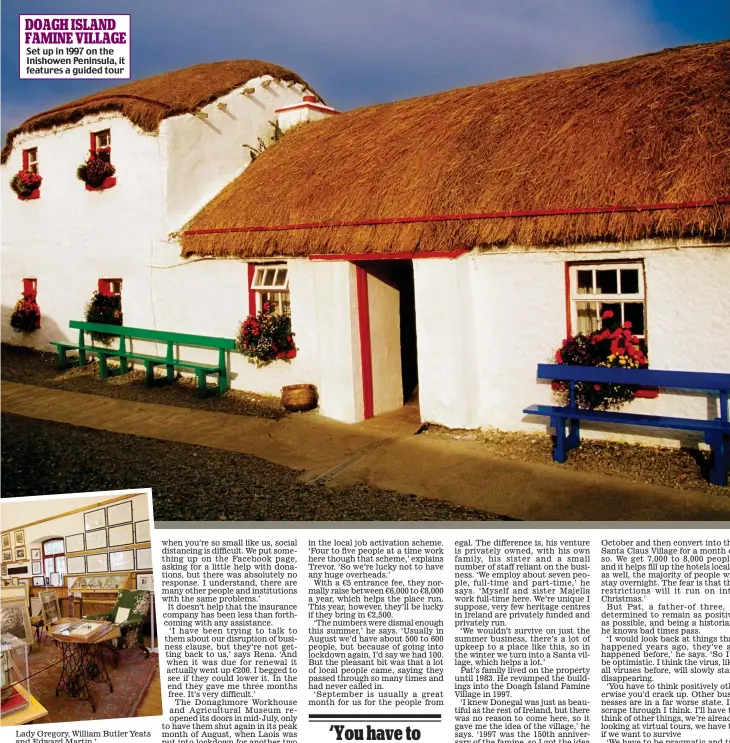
[
  {"xmin": 181, "ymin": 41, "xmax": 729, "ymax": 258},
  {"xmin": 2, "ymin": 60, "xmax": 315, "ymax": 163}
]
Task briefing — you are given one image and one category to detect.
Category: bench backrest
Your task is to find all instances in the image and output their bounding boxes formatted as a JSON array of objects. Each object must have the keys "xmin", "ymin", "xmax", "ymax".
[
  {"xmin": 69, "ymin": 321, "xmax": 236, "ymax": 350},
  {"xmin": 537, "ymin": 363, "xmax": 730, "ymax": 392}
]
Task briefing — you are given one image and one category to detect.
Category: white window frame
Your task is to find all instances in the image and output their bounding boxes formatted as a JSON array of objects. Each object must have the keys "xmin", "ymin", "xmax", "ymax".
[
  {"xmin": 25, "ymin": 148, "xmax": 38, "ymax": 173},
  {"xmin": 250, "ymin": 263, "xmax": 291, "ymax": 316},
  {"xmin": 94, "ymin": 129, "xmax": 111, "ymax": 150},
  {"xmin": 569, "ymin": 261, "xmax": 646, "ymax": 339}
]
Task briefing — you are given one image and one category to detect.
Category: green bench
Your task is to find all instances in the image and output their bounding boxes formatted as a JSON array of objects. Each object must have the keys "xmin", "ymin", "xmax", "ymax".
[{"xmin": 50, "ymin": 321, "xmax": 236, "ymax": 397}]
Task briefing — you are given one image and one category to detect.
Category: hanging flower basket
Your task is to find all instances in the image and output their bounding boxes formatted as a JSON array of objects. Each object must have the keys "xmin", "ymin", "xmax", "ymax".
[
  {"xmin": 77, "ymin": 147, "xmax": 116, "ymax": 188},
  {"xmin": 10, "ymin": 170, "xmax": 42, "ymax": 199},
  {"xmin": 85, "ymin": 290, "xmax": 123, "ymax": 344},
  {"xmin": 10, "ymin": 292, "xmax": 41, "ymax": 332},
  {"xmin": 236, "ymin": 302, "xmax": 296, "ymax": 367},
  {"xmin": 553, "ymin": 310, "xmax": 648, "ymax": 410}
]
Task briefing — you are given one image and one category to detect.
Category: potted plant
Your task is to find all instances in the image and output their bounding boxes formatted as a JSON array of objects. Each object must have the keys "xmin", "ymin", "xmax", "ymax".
[
  {"xmin": 9, "ymin": 292, "xmax": 41, "ymax": 332},
  {"xmin": 236, "ymin": 302, "xmax": 296, "ymax": 367},
  {"xmin": 85, "ymin": 290, "xmax": 123, "ymax": 344},
  {"xmin": 553, "ymin": 310, "xmax": 648, "ymax": 410},
  {"xmin": 77, "ymin": 147, "xmax": 116, "ymax": 189},
  {"xmin": 10, "ymin": 170, "xmax": 42, "ymax": 199}
]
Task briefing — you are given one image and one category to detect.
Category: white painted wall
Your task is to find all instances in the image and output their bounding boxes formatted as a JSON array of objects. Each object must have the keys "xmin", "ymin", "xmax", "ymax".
[
  {"xmin": 1, "ymin": 114, "xmax": 165, "ymax": 349},
  {"xmin": 413, "ymin": 258, "xmax": 481, "ymax": 429},
  {"xmin": 163, "ymin": 78, "xmax": 307, "ymax": 232},
  {"xmin": 313, "ymin": 261, "xmax": 363, "ymax": 423},
  {"xmin": 367, "ymin": 270, "xmax": 403, "ymax": 415}
]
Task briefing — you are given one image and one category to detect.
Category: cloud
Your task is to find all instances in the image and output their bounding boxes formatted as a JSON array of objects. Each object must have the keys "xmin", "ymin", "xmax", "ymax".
[{"xmin": 2, "ymin": 0, "xmax": 667, "ymax": 136}]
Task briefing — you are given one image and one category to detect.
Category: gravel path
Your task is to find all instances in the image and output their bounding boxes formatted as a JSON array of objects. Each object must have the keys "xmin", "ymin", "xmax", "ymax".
[
  {"xmin": 1, "ymin": 344, "xmax": 287, "ymax": 419},
  {"xmin": 420, "ymin": 425, "xmax": 727, "ymax": 496},
  {"xmin": 1, "ymin": 414, "xmax": 511, "ymax": 521}
]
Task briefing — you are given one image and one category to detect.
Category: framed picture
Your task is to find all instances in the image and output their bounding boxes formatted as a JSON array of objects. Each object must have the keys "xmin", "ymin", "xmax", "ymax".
[
  {"xmin": 2, "ymin": 550, "xmax": 11, "ymax": 562},
  {"xmin": 134, "ymin": 520, "xmax": 151, "ymax": 543},
  {"xmin": 86, "ymin": 553, "xmax": 109, "ymax": 573},
  {"xmin": 33, "ymin": 576, "xmax": 45, "ymax": 587},
  {"xmin": 107, "ymin": 501, "xmax": 133, "ymax": 527},
  {"xmin": 1, "ymin": 585, "xmax": 28, "ymax": 601},
  {"xmin": 50, "ymin": 572, "xmax": 62, "ymax": 587},
  {"xmin": 85, "ymin": 529, "xmax": 107, "ymax": 551},
  {"xmin": 19, "ymin": 579, "xmax": 29, "ymax": 586},
  {"xmin": 84, "ymin": 508, "xmax": 106, "ymax": 532},
  {"xmin": 31, "ymin": 561, "xmax": 42, "ymax": 575},
  {"xmin": 1, "ymin": 564, "xmax": 7, "ymax": 576},
  {"xmin": 13, "ymin": 530, "xmax": 25, "ymax": 547},
  {"xmin": 108, "ymin": 523, "xmax": 134, "ymax": 548},
  {"xmin": 0, "ymin": 596, "xmax": 33, "ymax": 643},
  {"xmin": 109, "ymin": 550, "xmax": 134, "ymax": 572},
  {"xmin": 65, "ymin": 533, "xmax": 85, "ymax": 554},
  {"xmin": 30, "ymin": 548, "xmax": 41, "ymax": 561},
  {"xmin": 136, "ymin": 574, "xmax": 154, "ymax": 591},
  {"xmin": 135, "ymin": 547, "xmax": 152, "ymax": 570},
  {"xmin": 1, "ymin": 533, "xmax": 10, "ymax": 550},
  {"xmin": 14, "ymin": 547, "xmax": 26, "ymax": 561},
  {"xmin": 66, "ymin": 555, "xmax": 86, "ymax": 574}
]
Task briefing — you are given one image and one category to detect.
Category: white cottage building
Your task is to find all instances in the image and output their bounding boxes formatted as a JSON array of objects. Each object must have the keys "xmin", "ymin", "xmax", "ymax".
[{"xmin": 3, "ymin": 43, "xmax": 729, "ymax": 445}]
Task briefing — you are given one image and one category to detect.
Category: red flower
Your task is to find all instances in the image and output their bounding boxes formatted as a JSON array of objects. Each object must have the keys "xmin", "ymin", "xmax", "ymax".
[
  {"xmin": 594, "ymin": 385, "xmax": 601, "ymax": 391},
  {"xmin": 555, "ymin": 350, "xmax": 563, "ymax": 363},
  {"xmin": 286, "ymin": 349, "xmax": 296, "ymax": 358},
  {"xmin": 602, "ymin": 310, "xmax": 614, "ymax": 320}
]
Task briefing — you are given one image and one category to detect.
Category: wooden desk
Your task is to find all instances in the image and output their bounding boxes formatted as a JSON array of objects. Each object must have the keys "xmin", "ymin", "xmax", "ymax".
[
  {"xmin": 49, "ymin": 618, "xmax": 120, "ymax": 712},
  {"xmin": 1, "ymin": 682, "xmax": 48, "ymax": 726}
]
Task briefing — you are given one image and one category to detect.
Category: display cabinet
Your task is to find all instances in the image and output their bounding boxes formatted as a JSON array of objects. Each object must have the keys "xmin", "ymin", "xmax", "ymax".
[{"xmin": 0, "ymin": 634, "xmax": 29, "ymax": 718}]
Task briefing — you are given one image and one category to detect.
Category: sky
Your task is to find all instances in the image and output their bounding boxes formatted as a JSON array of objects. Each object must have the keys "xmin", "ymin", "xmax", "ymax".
[{"xmin": 2, "ymin": 0, "xmax": 729, "ymax": 139}]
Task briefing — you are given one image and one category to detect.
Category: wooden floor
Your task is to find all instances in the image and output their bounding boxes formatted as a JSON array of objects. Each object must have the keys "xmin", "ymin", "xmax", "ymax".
[{"xmin": 137, "ymin": 663, "xmax": 162, "ymax": 717}]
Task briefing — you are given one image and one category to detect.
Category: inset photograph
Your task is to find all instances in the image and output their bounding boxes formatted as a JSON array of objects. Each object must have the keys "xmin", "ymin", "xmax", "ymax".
[{"xmin": 1, "ymin": 489, "xmax": 160, "ymax": 725}]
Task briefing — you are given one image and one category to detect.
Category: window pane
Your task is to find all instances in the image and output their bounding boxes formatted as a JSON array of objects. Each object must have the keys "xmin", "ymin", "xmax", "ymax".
[
  {"xmin": 44, "ymin": 557, "xmax": 54, "ymax": 577},
  {"xmin": 620, "ymin": 269, "xmax": 640, "ymax": 294},
  {"xmin": 274, "ymin": 268, "xmax": 287, "ymax": 287},
  {"xmin": 263, "ymin": 268, "xmax": 276, "ymax": 286},
  {"xmin": 624, "ymin": 302, "xmax": 645, "ymax": 335},
  {"xmin": 576, "ymin": 270, "xmax": 593, "ymax": 294},
  {"xmin": 596, "ymin": 269, "xmax": 618, "ymax": 295},
  {"xmin": 576, "ymin": 302, "xmax": 599, "ymax": 334},
  {"xmin": 56, "ymin": 556, "xmax": 67, "ymax": 574},
  {"xmin": 45, "ymin": 539, "xmax": 64, "ymax": 555},
  {"xmin": 600, "ymin": 303, "xmax": 622, "ymax": 328},
  {"xmin": 253, "ymin": 268, "xmax": 265, "ymax": 286}
]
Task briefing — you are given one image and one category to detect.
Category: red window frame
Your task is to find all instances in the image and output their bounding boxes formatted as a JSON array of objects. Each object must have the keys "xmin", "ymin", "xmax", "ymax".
[
  {"xmin": 23, "ymin": 278, "xmax": 37, "ymax": 298},
  {"xmin": 90, "ymin": 129, "xmax": 111, "ymax": 154},
  {"xmin": 22, "ymin": 147, "xmax": 38, "ymax": 173},
  {"xmin": 42, "ymin": 538, "xmax": 66, "ymax": 579},
  {"xmin": 98, "ymin": 278, "xmax": 122, "ymax": 297}
]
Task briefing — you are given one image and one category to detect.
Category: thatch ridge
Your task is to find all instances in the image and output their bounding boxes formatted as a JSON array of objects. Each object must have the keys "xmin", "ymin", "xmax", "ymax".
[
  {"xmin": 181, "ymin": 41, "xmax": 729, "ymax": 257},
  {"xmin": 2, "ymin": 60, "xmax": 316, "ymax": 163}
]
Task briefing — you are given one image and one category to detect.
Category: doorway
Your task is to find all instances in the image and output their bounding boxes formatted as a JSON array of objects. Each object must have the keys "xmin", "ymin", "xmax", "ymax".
[{"xmin": 355, "ymin": 260, "xmax": 419, "ymax": 418}]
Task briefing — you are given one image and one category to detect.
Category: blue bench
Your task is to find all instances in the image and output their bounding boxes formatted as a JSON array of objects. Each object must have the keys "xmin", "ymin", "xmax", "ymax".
[{"xmin": 524, "ymin": 364, "xmax": 730, "ymax": 487}]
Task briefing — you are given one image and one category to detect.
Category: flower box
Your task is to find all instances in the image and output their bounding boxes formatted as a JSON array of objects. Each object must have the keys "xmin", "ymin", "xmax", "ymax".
[
  {"xmin": 17, "ymin": 188, "xmax": 40, "ymax": 201},
  {"xmin": 85, "ymin": 176, "xmax": 117, "ymax": 191}
]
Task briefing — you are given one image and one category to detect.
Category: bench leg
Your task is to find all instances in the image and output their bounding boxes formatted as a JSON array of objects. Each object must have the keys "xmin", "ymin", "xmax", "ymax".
[
  {"xmin": 98, "ymin": 354, "xmax": 109, "ymax": 380},
  {"xmin": 567, "ymin": 419, "xmax": 581, "ymax": 450},
  {"xmin": 56, "ymin": 348, "xmax": 68, "ymax": 370},
  {"xmin": 552, "ymin": 417, "xmax": 569, "ymax": 463},
  {"xmin": 706, "ymin": 432, "xmax": 728, "ymax": 487},
  {"xmin": 196, "ymin": 369, "xmax": 208, "ymax": 399},
  {"xmin": 166, "ymin": 364, "xmax": 175, "ymax": 384},
  {"xmin": 144, "ymin": 361, "xmax": 155, "ymax": 387},
  {"xmin": 218, "ymin": 371, "xmax": 228, "ymax": 395},
  {"xmin": 78, "ymin": 348, "xmax": 87, "ymax": 367}
]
